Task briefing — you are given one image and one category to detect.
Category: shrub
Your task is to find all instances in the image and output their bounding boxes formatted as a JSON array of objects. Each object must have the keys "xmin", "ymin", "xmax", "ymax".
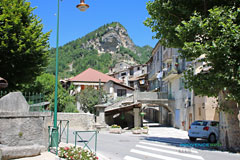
[
  {"xmin": 111, "ymin": 124, "xmax": 121, "ymax": 128},
  {"xmin": 58, "ymin": 146, "xmax": 98, "ymax": 160},
  {"xmin": 132, "ymin": 127, "xmax": 141, "ymax": 130}
]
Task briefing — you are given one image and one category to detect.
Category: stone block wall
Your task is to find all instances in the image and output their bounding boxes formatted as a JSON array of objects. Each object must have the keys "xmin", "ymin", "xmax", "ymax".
[
  {"xmin": 57, "ymin": 113, "xmax": 95, "ymax": 131},
  {"xmin": 0, "ymin": 112, "xmax": 51, "ymax": 148}
]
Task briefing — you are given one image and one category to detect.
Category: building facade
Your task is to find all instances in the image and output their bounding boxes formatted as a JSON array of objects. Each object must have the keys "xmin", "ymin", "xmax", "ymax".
[{"xmin": 146, "ymin": 41, "xmax": 219, "ymax": 130}]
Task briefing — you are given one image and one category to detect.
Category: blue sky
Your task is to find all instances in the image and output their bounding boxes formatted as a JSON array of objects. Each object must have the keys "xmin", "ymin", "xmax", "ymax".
[{"xmin": 29, "ymin": 0, "xmax": 158, "ymax": 48}]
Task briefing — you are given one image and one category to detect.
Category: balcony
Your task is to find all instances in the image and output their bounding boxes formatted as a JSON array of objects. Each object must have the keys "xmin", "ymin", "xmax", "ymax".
[
  {"xmin": 168, "ymin": 93, "xmax": 175, "ymax": 100},
  {"xmin": 162, "ymin": 68, "xmax": 180, "ymax": 81},
  {"xmin": 163, "ymin": 49, "xmax": 173, "ymax": 62}
]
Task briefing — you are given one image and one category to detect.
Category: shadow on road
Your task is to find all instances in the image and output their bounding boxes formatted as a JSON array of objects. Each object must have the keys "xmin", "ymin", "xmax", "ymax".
[{"xmin": 140, "ymin": 136, "xmax": 223, "ymax": 151}]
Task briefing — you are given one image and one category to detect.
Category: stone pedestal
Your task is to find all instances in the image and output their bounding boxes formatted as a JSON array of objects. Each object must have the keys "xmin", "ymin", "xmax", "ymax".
[
  {"xmin": 95, "ymin": 104, "xmax": 108, "ymax": 130},
  {"xmin": 133, "ymin": 107, "xmax": 141, "ymax": 128}
]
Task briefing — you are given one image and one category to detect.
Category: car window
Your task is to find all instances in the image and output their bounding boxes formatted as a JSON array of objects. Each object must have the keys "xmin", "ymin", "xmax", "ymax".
[
  {"xmin": 191, "ymin": 121, "xmax": 208, "ymax": 126},
  {"xmin": 211, "ymin": 121, "xmax": 219, "ymax": 127}
]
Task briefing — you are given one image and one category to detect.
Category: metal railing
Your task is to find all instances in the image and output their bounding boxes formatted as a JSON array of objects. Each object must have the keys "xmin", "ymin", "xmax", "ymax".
[
  {"xmin": 73, "ymin": 131, "xmax": 98, "ymax": 154},
  {"xmin": 0, "ymin": 91, "xmax": 46, "ymax": 112},
  {"xmin": 48, "ymin": 120, "xmax": 69, "ymax": 151},
  {"xmin": 58, "ymin": 120, "xmax": 69, "ymax": 144},
  {"xmin": 48, "ymin": 126, "xmax": 58, "ymax": 152}
]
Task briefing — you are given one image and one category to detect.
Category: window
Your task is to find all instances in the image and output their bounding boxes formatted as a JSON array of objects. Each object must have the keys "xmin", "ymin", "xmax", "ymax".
[
  {"xmin": 199, "ymin": 107, "xmax": 201, "ymax": 116},
  {"xmin": 191, "ymin": 121, "xmax": 207, "ymax": 126},
  {"xmin": 121, "ymin": 72, "xmax": 126, "ymax": 76},
  {"xmin": 117, "ymin": 89, "xmax": 127, "ymax": 97},
  {"xmin": 179, "ymin": 78, "xmax": 184, "ymax": 90},
  {"xmin": 130, "ymin": 69, "xmax": 133, "ymax": 75},
  {"xmin": 129, "ymin": 81, "xmax": 134, "ymax": 88},
  {"xmin": 210, "ymin": 121, "xmax": 219, "ymax": 127}
]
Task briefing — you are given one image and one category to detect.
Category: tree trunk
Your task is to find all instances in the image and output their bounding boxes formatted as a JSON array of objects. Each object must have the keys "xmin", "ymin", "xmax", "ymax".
[{"xmin": 219, "ymin": 91, "xmax": 240, "ymax": 152}]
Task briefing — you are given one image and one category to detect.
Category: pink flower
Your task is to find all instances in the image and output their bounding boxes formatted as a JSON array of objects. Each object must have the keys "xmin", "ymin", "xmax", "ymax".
[{"xmin": 64, "ymin": 147, "xmax": 69, "ymax": 151}]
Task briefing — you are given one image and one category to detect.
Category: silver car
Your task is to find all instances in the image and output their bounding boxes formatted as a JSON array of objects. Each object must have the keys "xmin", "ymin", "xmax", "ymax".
[{"xmin": 188, "ymin": 120, "xmax": 219, "ymax": 143}]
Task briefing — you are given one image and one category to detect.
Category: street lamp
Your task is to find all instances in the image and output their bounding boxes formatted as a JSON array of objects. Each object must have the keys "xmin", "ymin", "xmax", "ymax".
[
  {"xmin": 52, "ymin": 0, "xmax": 89, "ymax": 153},
  {"xmin": 76, "ymin": 0, "xmax": 90, "ymax": 11}
]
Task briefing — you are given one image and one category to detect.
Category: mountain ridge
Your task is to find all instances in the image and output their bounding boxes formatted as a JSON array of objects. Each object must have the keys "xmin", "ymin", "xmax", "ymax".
[{"xmin": 47, "ymin": 22, "xmax": 152, "ymax": 78}]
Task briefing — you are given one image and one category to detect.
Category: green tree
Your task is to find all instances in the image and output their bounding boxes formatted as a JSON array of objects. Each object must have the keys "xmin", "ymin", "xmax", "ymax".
[
  {"xmin": 23, "ymin": 73, "xmax": 77, "ymax": 112},
  {"xmin": 0, "ymin": 0, "xmax": 50, "ymax": 90},
  {"xmin": 144, "ymin": 0, "xmax": 240, "ymax": 48},
  {"xmin": 77, "ymin": 87, "xmax": 107, "ymax": 114}
]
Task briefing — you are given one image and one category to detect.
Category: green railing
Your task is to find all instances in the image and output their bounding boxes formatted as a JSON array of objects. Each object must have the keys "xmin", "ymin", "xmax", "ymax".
[
  {"xmin": 58, "ymin": 120, "xmax": 69, "ymax": 144},
  {"xmin": 0, "ymin": 91, "xmax": 47, "ymax": 112},
  {"xmin": 48, "ymin": 120, "xmax": 69, "ymax": 151},
  {"xmin": 48, "ymin": 126, "xmax": 59, "ymax": 152},
  {"xmin": 73, "ymin": 131, "xmax": 98, "ymax": 154}
]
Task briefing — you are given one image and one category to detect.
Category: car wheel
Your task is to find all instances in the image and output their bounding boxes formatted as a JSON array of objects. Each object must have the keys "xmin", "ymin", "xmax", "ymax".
[
  {"xmin": 189, "ymin": 137, "xmax": 196, "ymax": 142},
  {"xmin": 208, "ymin": 134, "xmax": 216, "ymax": 143}
]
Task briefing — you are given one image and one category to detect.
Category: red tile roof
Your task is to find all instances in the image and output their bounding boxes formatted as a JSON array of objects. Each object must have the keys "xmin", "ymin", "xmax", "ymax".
[{"xmin": 69, "ymin": 68, "xmax": 122, "ymax": 83}]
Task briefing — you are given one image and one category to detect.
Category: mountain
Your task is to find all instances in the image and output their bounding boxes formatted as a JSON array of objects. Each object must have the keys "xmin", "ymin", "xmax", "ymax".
[{"xmin": 46, "ymin": 22, "xmax": 152, "ymax": 78}]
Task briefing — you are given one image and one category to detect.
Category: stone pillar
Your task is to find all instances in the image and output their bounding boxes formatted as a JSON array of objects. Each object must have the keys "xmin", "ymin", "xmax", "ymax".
[
  {"xmin": 159, "ymin": 106, "xmax": 162, "ymax": 124},
  {"xmin": 133, "ymin": 107, "xmax": 141, "ymax": 127},
  {"xmin": 95, "ymin": 104, "xmax": 107, "ymax": 126}
]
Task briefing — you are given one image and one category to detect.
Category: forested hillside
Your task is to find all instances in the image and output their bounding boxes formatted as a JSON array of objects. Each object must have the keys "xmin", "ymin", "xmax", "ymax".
[{"xmin": 47, "ymin": 22, "xmax": 152, "ymax": 78}]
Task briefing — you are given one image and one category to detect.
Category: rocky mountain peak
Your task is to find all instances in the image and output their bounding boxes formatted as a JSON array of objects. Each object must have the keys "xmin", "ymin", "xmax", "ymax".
[{"xmin": 82, "ymin": 22, "xmax": 136, "ymax": 53}]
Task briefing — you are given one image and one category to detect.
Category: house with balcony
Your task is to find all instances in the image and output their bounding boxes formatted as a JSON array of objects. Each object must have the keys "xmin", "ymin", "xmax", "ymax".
[
  {"xmin": 146, "ymin": 41, "xmax": 163, "ymax": 92},
  {"xmin": 160, "ymin": 47, "xmax": 190, "ymax": 129},
  {"xmin": 144, "ymin": 41, "xmax": 172, "ymax": 126},
  {"xmin": 108, "ymin": 62, "xmax": 148, "ymax": 91},
  {"xmin": 69, "ymin": 68, "xmax": 135, "ymax": 111},
  {"xmin": 160, "ymin": 48, "xmax": 219, "ymax": 130}
]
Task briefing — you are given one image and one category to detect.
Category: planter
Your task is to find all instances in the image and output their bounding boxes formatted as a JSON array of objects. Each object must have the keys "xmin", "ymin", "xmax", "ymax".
[
  {"xmin": 142, "ymin": 129, "xmax": 149, "ymax": 134},
  {"xmin": 132, "ymin": 129, "xmax": 142, "ymax": 134},
  {"xmin": 109, "ymin": 127, "xmax": 122, "ymax": 134}
]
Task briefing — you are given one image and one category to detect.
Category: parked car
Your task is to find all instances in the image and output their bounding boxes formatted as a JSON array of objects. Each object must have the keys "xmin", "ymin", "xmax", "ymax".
[{"xmin": 188, "ymin": 120, "xmax": 219, "ymax": 143}]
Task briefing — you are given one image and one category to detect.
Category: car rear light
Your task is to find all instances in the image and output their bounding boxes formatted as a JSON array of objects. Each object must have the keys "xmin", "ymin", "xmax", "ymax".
[
  {"xmin": 203, "ymin": 126, "xmax": 209, "ymax": 131},
  {"xmin": 189, "ymin": 126, "xmax": 191, "ymax": 129}
]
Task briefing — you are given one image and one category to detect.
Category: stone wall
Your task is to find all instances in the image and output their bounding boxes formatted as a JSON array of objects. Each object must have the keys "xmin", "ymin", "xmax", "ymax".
[
  {"xmin": 0, "ymin": 112, "xmax": 51, "ymax": 148},
  {"xmin": 57, "ymin": 113, "xmax": 95, "ymax": 131}
]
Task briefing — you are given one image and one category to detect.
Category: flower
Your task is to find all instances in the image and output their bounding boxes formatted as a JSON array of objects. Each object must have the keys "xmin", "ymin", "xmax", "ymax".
[
  {"xmin": 64, "ymin": 147, "xmax": 70, "ymax": 151},
  {"xmin": 59, "ymin": 146, "xmax": 98, "ymax": 160}
]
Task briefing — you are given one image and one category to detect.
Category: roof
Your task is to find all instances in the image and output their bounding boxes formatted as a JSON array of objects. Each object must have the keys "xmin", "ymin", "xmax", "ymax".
[
  {"xmin": 107, "ymin": 80, "xmax": 135, "ymax": 91},
  {"xmin": 128, "ymin": 74, "xmax": 147, "ymax": 81},
  {"xmin": 69, "ymin": 68, "xmax": 122, "ymax": 83}
]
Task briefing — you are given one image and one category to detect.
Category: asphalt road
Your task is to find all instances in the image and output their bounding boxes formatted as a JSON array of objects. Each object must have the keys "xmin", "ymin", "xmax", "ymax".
[{"xmin": 63, "ymin": 127, "xmax": 240, "ymax": 160}]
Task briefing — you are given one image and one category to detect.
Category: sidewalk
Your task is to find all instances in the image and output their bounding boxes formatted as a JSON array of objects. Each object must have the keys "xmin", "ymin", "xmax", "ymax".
[
  {"xmin": 15, "ymin": 142, "xmax": 107, "ymax": 160},
  {"xmin": 15, "ymin": 127, "xmax": 189, "ymax": 160}
]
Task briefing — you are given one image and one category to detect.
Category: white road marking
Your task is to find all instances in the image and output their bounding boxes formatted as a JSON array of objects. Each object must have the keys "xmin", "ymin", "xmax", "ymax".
[
  {"xmin": 130, "ymin": 149, "xmax": 182, "ymax": 160},
  {"xmin": 136, "ymin": 145, "xmax": 204, "ymax": 160},
  {"xmin": 140, "ymin": 141, "xmax": 198, "ymax": 153},
  {"xmin": 97, "ymin": 152, "xmax": 109, "ymax": 160},
  {"xmin": 124, "ymin": 155, "xmax": 143, "ymax": 160}
]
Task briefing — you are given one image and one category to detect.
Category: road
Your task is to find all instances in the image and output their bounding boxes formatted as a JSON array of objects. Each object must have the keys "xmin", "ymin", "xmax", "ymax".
[{"xmin": 63, "ymin": 127, "xmax": 240, "ymax": 160}]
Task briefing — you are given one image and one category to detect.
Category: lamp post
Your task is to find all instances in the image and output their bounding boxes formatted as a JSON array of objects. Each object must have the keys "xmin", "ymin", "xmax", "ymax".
[{"xmin": 52, "ymin": 0, "xmax": 89, "ymax": 153}]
